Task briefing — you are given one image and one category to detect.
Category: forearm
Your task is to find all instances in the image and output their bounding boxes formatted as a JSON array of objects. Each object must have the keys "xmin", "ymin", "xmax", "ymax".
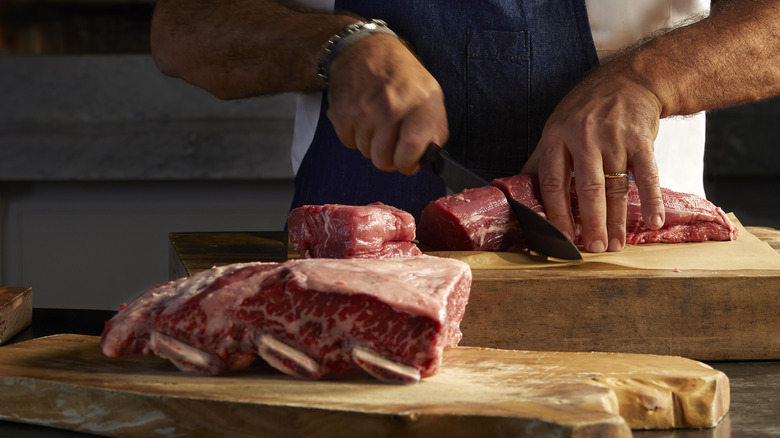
[
  {"xmin": 609, "ymin": 0, "xmax": 780, "ymax": 117},
  {"xmin": 150, "ymin": 0, "xmax": 360, "ymax": 99}
]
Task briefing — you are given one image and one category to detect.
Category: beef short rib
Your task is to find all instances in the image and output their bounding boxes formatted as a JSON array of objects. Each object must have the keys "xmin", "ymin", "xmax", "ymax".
[
  {"xmin": 418, "ymin": 174, "xmax": 738, "ymax": 251},
  {"xmin": 101, "ymin": 255, "xmax": 472, "ymax": 384},
  {"xmin": 288, "ymin": 202, "xmax": 422, "ymax": 258}
]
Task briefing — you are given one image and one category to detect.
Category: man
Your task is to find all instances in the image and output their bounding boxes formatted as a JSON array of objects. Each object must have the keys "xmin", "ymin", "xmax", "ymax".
[{"xmin": 149, "ymin": 0, "xmax": 780, "ymax": 252}]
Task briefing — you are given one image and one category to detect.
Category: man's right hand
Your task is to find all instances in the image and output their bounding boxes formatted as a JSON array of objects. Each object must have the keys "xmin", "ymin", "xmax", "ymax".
[
  {"xmin": 325, "ymin": 33, "xmax": 449, "ymax": 175},
  {"xmin": 151, "ymin": 1, "xmax": 448, "ymax": 175}
]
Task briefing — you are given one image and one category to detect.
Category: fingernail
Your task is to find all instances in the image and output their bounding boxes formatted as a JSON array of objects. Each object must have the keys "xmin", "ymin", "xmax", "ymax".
[
  {"xmin": 588, "ymin": 240, "xmax": 606, "ymax": 253},
  {"xmin": 650, "ymin": 214, "xmax": 664, "ymax": 229},
  {"xmin": 608, "ymin": 237, "xmax": 622, "ymax": 252}
]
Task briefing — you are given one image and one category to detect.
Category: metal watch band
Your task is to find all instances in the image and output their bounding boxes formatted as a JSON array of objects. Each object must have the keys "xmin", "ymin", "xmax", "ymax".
[{"xmin": 317, "ymin": 19, "xmax": 398, "ymax": 86}]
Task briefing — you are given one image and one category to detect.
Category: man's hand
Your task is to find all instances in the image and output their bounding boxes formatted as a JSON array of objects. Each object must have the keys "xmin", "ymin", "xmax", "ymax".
[
  {"xmin": 522, "ymin": 71, "xmax": 666, "ymax": 253},
  {"xmin": 525, "ymin": 0, "xmax": 780, "ymax": 253},
  {"xmin": 326, "ymin": 34, "xmax": 449, "ymax": 175},
  {"xmin": 151, "ymin": 0, "xmax": 449, "ymax": 175}
]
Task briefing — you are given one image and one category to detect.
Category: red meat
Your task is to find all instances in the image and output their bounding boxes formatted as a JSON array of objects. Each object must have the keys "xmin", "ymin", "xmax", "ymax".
[
  {"xmin": 418, "ymin": 174, "xmax": 738, "ymax": 250},
  {"xmin": 417, "ymin": 186, "xmax": 522, "ymax": 251},
  {"xmin": 101, "ymin": 255, "xmax": 472, "ymax": 384},
  {"xmin": 288, "ymin": 202, "xmax": 422, "ymax": 258}
]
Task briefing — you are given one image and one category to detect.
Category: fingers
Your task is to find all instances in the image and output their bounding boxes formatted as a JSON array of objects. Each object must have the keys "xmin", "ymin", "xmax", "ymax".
[
  {"xmin": 325, "ymin": 33, "xmax": 448, "ymax": 174},
  {"xmin": 330, "ymin": 95, "xmax": 447, "ymax": 174},
  {"xmin": 630, "ymin": 147, "xmax": 665, "ymax": 230},
  {"xmin": 369, "ymin": 123, "xmax": 399, "ymax": 171},
  {"xmin": 529, "ymin": 124, "xmax": 659, "ymax": 253},
  {"xmin": 525, "ymin": 136, "xmax": 576, "ymax": 243},
  {"xmin": 394, "ymin": 98, "xmax": 449, "ymax": 175},
  {"xmin": 573, "ymin": 141, "xmax": 629, "ymax": 252},
  {"xmin": 558, "ymin": 144, "xmax": 660, "ymax": 253},
  {"xmin": 527, "ymin": 127, "xmax": 631, "ymax": 253},
  {"xmin": 363, "ymin": 93, "xmax": 448, "ymax": 174},
  {"xmin": 570, "ymin": 160, "xmax": 607, "ymax": 253},
  {"xmin": 603, "ymin": 173, "xmax": 629, "ymax": 251}
]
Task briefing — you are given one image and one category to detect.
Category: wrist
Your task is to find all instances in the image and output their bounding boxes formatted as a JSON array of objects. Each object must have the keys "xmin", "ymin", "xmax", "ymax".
[
  {"xmin": 622, "ymin": 52, "xmax": 680, "ymax": 118},
  {"xmin": 317, "ymin": 19, "xmax": 399, "ymax": 86}
]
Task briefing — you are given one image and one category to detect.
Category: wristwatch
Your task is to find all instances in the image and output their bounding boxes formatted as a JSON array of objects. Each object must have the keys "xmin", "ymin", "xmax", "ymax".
[{"xmin": 317, "ymin": 19, "xmax": 398, "ymax": 86}]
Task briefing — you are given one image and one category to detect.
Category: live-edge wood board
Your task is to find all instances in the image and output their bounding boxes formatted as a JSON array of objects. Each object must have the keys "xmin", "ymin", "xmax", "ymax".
[{"xmin": 0, "ymin": 334, "xmax": 728, "ymax": 438}]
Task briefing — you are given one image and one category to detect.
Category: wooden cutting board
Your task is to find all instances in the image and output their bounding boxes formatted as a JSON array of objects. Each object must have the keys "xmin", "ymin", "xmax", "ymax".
[
  {"xmin": 0, "ymin": 287, "xmax": 32, "ymax": 345},
  {"xmin": 169, "ymin": 226, "xmax": 780, "ymax": 361},
  {"xmin": 0, "ymin": 334, "xmax": 728, "ymax": 437}
]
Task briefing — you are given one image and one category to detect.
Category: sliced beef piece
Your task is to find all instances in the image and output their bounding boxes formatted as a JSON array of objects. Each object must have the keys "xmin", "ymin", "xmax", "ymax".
[
  {"xmin": 491, "ymin": 173, "xmax": 546, "ymax": 217},
  {"xmin": 622, "ymin": 184, "xmax": 738, "ymax": 244},
  {"xmin": 418, "ymin": 174, "xmax": 738, "ymax": 250},
  {"xmin": 288, "ymin": 202, "xmax": 422, "ymax": 258},
  {"xmin": 417, "ymin": 185, "xmax": 522, "ymax": 251},
  {"xmin": 101, "ymin": 255, "xmax": 472, "ymax": 384}
]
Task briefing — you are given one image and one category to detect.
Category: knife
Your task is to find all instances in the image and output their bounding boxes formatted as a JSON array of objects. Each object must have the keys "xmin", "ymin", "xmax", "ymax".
[{"xmin": 420, "ymin": 143, "xmax": 582, "ymax": 260}]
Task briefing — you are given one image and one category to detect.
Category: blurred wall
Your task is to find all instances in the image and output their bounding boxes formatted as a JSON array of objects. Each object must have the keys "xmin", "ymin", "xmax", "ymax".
[
  {"xmin": 0, "ymin": 53, "xmax": 298, "ymax": 309},
  {"xmin": 0, "ymin": 2, "xmax": 299, "ymax": 309}
]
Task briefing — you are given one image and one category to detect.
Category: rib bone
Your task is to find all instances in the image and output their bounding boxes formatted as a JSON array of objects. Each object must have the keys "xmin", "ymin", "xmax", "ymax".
[
  {"xmin": 352, "ymin": 347, "xmax": 422, "ymax": 384},
  {"xmin": 258, "ymin": 335, "xmax": 323, "ymax": 379},
  {"xmin": 150, "ymin": 331, "xmax": 225, "ymax": 375}
]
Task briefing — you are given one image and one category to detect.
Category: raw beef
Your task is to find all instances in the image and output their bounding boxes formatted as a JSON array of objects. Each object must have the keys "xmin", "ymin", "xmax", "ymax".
[
  {"xmin": 101, "ymin": 255, "xmax": 472, "ymax": 384},
  {"xmin": 491, "ymin": 173, "xmax": 546, "ymax": 217},
  {"xmin": 416, "ymin": 185, "xmax": 523, "ymax": 251},
  {"xmin": 417, "ymin": 174, "xmax": 738, "ymax": 250},
  {"xmin": 288, "ymin": 202, "xmax": 422, "ymax": 258},
  {"xmin": 623, "ymin": 184, "xmax": 738, "ymax": 244}
]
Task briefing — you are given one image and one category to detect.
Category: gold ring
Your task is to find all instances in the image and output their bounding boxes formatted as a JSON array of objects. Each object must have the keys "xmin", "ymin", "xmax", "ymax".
[{"xmin": 604, "ymin": 172, "xmax": 629, "ymax": 179}]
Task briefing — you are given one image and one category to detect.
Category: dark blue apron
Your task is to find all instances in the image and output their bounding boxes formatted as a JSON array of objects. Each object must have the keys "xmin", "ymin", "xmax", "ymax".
[{"xmin": 291, "ymin": 0, "xmax": 599, "ymax": 220}]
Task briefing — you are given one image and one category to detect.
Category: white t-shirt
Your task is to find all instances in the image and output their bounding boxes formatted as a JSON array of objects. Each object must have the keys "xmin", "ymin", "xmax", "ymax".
[{"xmin": 289, "ymin": 0, "xmax": 711, "ymax": 197}]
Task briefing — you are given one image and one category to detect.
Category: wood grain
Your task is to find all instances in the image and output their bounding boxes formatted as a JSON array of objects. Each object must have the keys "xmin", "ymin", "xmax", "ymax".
[
  {"xmin": 0, "ymin": 334, "xmax": 729, "ymax": 437},
  {"xmin": 169, "ymin": 227, "xmax": 780, "ymax": 360},
  {"xmin": 0, "ymin": 287, "xmax": 32, "ymax": 345}
]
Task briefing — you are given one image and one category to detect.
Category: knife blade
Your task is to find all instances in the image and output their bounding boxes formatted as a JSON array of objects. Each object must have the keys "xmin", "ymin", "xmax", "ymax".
[{"xmin": 420, "ymin": 143, "xmax": 582, "ymax": 260}]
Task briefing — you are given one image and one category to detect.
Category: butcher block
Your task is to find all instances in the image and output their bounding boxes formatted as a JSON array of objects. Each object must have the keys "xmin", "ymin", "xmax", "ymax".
[
  {"xmin": 169, "ymin": 222, "xmax": 780, "ymax": 361},
  {"xmin": 0, "ymin": 287, "xmax": 32, "ymax": 345},
  {"xmin": 0, "ymin": 334, "xmax": 728, "ymax": 437}
]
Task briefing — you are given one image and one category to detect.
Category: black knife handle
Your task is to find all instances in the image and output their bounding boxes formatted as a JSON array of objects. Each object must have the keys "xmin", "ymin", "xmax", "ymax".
[{"xmin": 420, "ymin": 143, "xmax": 445, "ymax": 174}]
